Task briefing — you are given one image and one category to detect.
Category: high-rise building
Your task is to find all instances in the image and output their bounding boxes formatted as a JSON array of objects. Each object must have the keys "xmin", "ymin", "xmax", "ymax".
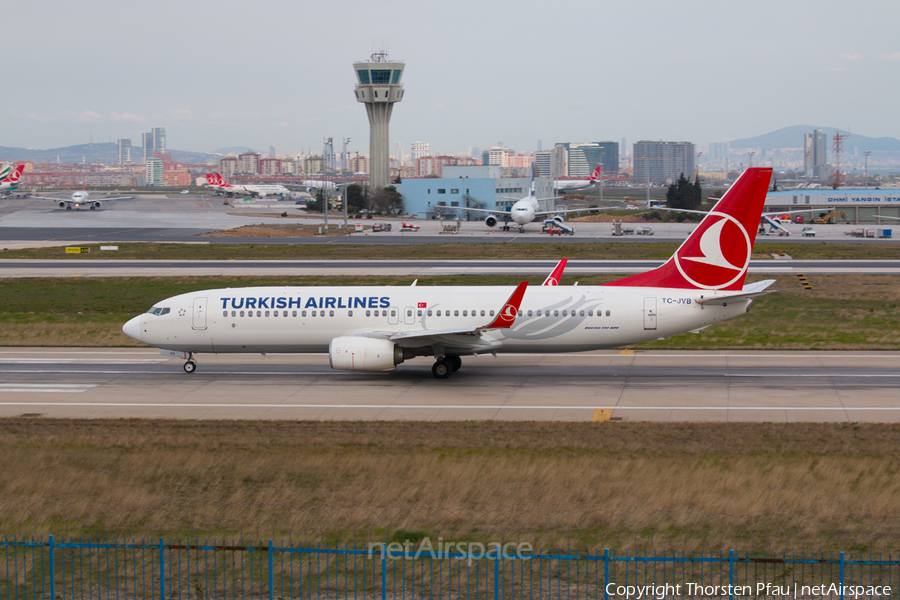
[
  {"xmin": 349, "ymin": 155, "xmax": 369, "ymax": 174},
  {"xmin": 533, "ymin": 151, "xmax": 551, "ymax": 177},
  {"xmin": 117, "ymin": 139, "xmax": 132, "ymax": 165},
  {"xmin": 152, "ymin": 128, "xmax": 166, "ymax": 153},
  {"xmin": 411, "ymin": 142, "xmax": 429, "ymax": 161},
  {"xmin": 633, "ymin": 141, "xmax": 695, "ymax": 184},
  {"xmin": 260, "ymin": 158, "xmax": 282, "ymax": 175},
  {"xmin": 304, "ymin": 155, "xmax": 326, "ymax": 176},
  {"xmin": 142, "ymin": 132, "xmax": 153, "ymax": 162},
  {"xmin": 595, "ymin": 141, "xmax": 619, "ymax": 176},
  {"xmin": 554, "ymin": 142, "xmax": 614, "ymax": 177},
  {"xmin": 218, "ymin": 157, "xmax": 238, "ymax": 178},
  {"xmin": 146, "ymin": 158, "xmax": 164, "ymax": 186},
  {"xmin": 353, "ymin": 51, "xmax": 405, "ymax": 191},
  {"xmin": 238, "ymin": 152, "xmax": 261, "ymax": 174},
  {"xmin": 804, "ymin": 129, "xmax": 827, "ymax": 179}
]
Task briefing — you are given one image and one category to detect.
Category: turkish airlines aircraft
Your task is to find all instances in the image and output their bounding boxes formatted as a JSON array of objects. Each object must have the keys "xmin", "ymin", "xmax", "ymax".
[
  {"xmin": 123, "ymin": 168, "xmax": 774, "ymax": 379},
  {"xmin": 554, "ymin": 166, "xmax": 602, "ymax": 192},
  {"xmin": 0, "ymin": 164, "xmax": 25, "ymax": 194},
  {"xmin": 205, "ymin": 173, "xmax": 290, "ymax": 198}
]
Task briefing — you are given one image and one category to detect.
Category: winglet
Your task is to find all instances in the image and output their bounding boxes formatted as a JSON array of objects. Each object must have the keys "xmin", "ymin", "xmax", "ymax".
[
  {"xmin": 542, "ymin": 259, "xmax": 568, "ymax": 286},
  {"xmin": 483, "ymin": 281, "xmax": 528, "ymax": 329}
]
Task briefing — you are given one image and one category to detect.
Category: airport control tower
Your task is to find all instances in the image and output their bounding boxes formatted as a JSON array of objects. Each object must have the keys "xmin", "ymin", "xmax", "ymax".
[{"xmin": 353, "ymin": 51, "xmax": 405, "ymax": 191}]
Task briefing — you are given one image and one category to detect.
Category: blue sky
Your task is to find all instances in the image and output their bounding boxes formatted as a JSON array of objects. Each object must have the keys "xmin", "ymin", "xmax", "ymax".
[{"xmin": 3, "ymin": 0, "xmax": 898, "ymax": 156}]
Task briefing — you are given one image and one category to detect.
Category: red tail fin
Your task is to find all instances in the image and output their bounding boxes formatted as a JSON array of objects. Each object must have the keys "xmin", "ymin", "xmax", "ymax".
[
  {"xmin": 542, "ymin": 258, "xmax": 567, "ymax": 286},
  {"xmin": 603, "ymin": 167, "xmax": 772, "ymax": 291},
  {"xmin": 8, "ymin": 164, "xmax": 24, "ymax": 183},
  {"xmin": 589, "ymin": 166, "xmax": 602, "ymax": 181}
]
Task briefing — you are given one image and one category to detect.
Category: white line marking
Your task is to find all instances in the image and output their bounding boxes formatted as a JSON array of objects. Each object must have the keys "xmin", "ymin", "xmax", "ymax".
[
  {"xmin": 0, "ymin": 402, "xmax": 895, "ymax": 411},
  {"xmin": 0, "ymin": 384, "xmax": 96, "ymax": 393}
]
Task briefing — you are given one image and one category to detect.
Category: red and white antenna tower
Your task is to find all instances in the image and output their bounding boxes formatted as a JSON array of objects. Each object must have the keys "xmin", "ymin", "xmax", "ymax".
[{"xmin": 831, "ymin": 130, "xmax": 848, "ymax": 189}]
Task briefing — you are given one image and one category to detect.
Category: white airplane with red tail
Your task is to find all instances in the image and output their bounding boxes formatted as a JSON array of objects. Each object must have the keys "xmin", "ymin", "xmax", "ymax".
[
  {"xmin": 124, "ymin": 168, "xmax": 775, "ymax": 379},
  {"xmin": 205, "ymin": 173, "xmax": 290, "ymax": 198},
  {"xmin": 554, "ymin": 165, "xmax": 603, "ymax": 192}
]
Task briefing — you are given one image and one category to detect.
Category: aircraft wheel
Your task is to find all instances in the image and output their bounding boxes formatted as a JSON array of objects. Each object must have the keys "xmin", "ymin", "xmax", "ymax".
[
  {"xmin": 431, "ymin": 359, "xmax": 452, "ymax": 379},
  {"xmin": 447, "ymin": 354, "xmax": 462, "ymax": 372},
  {"xmin": 183, "ymin": 360, "xmax": 197, "ymax": 373},
  {"xmin": 66, "ymin": 206, "xmax": 72, "ymax": 211},
  {"xmin": 90, "ymin": 205, "xmax": 95, "ymax": 210}
]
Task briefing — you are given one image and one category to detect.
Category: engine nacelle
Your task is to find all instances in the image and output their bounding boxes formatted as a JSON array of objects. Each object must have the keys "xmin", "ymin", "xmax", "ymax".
[
  {"xmin": 552, "ymin": 215, "xmax": 564, "ymax": 224},
  {"xmin": 58, "ymin": 201, "xmax": 67, "ymax": 208},
  {"xmin": 485, "ymin": 216, "xmax": 497, "ymax": 228},
  {"xmin": 329, "ymin": 336, "xmax": 403, "ymax": 371},
  {"xmin": 93, "ymin": 201, "xmax": 102, "ymax": 209}
]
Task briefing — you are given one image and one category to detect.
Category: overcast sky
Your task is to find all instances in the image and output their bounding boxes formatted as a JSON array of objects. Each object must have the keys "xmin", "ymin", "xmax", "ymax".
[{"xmin": 3, "ymin": 0, "xmax": 898, "ymax": 157}]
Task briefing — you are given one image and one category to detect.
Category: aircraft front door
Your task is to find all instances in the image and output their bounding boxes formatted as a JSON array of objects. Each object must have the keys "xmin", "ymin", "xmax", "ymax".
[
  {"xmin": 192, "ymin": 297, "xmax": 208, "ymax": 330},
  {"xmin": 404, "ymin": 306, "xmax": 416, "ymax": 325},
  {"xmin": 643, "ymin": 297, "xmax": 657, "ymax": 330},
  {"xmin": 388, "ymin": 306, "xmax": 399, "ymax": 325}
]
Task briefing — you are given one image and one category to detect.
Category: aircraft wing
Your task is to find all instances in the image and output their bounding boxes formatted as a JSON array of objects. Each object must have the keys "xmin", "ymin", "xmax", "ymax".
[
  {"xmin": 535, "ymin": 206, "xmax": 624, "ymax": 217},
  {"xmin": 30, "ymin": 196, "xmax": 68, "ymax": 201},
  {"xmin": 450, "ymin": 206, "xmax": 512, "ymax": 217},
  {"xmin": 873, "ymin": 215, "xmax": 900, "ymax": 220},
  {"xmin": 97, "ymin": 196, "xmax": 134, "ymax": 201},
  {"xmin": 694, "ymin": 279, "xmax": 776, "ymax": 306}
]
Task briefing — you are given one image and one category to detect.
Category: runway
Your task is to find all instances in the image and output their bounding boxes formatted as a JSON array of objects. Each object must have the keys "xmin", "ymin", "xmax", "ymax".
[{"xmin": 1, "ymin": 348, "xmax": 897, "ymax": 422}]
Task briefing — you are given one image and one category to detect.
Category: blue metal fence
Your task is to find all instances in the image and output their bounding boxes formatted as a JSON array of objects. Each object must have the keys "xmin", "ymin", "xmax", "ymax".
[{"xmin": 3, "ymin": 536, "xmax": 900, "ymax": 600}]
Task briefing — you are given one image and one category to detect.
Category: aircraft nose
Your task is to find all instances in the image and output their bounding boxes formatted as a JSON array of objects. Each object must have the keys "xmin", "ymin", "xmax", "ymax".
[{"xmin": 122, "ymin": 316, "xmax": 142, "ymax": 341}]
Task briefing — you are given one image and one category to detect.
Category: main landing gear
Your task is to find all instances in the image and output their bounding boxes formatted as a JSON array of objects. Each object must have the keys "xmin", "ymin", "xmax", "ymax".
[
  {"xmin": 431, "ymin": 354, "xmax": 462, "ymax": 379},
  {"xmin": 183, "ymin": 353, "xmax": 197, "ymax": 373}
]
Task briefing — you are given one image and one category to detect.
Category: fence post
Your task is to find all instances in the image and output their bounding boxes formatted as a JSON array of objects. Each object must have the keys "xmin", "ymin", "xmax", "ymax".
[
  {"xmin": 494, "ymin": 550, "xmax": 500, "ymax": 600},
  {"xmin": 48, "ymin": 535, "xmax": 56, "ymax": 600},
  {"xmin": 729, "ymin": 550, "xmax": 734, "ymax": 600},
  {"xmin": 160, "ymin": 538, "xmax": 165, "ymax": 600},
  {"xmin": 840, "ymin": 552, "xmax": 845, "ymax": 600},
  {"xmin": 604, "ymin": 549, "xmax": 610, "ymax": 600},
  {"xmin": 268, "ymin": 541, "xmax": 274, "ymax": 600},
  {"xmin": 381, "ymin": 546, "xmax": 387, "ymax": 600}
]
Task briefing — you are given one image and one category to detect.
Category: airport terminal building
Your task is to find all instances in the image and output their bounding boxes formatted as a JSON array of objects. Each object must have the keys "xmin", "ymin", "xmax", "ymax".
[
  {"xmin": 400, "ymin": 166, "xmax": 555, "ymax": 220},
  {"xmin": 763, "ymin": 189, "xmax": 900, "ymax": 223}
]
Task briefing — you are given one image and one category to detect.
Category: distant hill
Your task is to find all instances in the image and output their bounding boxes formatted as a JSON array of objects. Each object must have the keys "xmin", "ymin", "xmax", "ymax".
[
  {"xmin": 729, "ymin": 125, "xmax": 900, "ymax": 153},
  {"xmin": 211, "ymin": 146, "xmax": 258, "ymax": 155},
  {"xmin": 0, "ymin": 143, "xmax": 220, "ymax": 164}
]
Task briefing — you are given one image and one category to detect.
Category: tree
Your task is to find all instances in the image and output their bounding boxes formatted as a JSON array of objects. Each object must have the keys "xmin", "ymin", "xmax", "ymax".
[
  {"xmin": 370, "ymin": 186, "xmax": 404, "ymax": 215},
  {"xmin": 345, "ymin": 184, "xmax": 367, "ymax": 212},
  {"xmin": 666, "ymin": 173, "xmax": 702, "ymax": 211},
  {"xmin": 305, "ymin": 188, "xmax": 326, "ymax": 212}
]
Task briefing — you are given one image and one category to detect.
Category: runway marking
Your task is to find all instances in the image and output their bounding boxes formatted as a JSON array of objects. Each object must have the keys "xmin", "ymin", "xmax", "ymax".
[
  {"xmin": 0, "ymin": 359, "xmax": 166, "ymax": 364},
  {"xmin": 618, "ymin": 349, "xmax": 634, "ymax": 355},
  {"xmin": 0, "ymin": 384, "xmax": 96, "ymax": 394},
  {"xmin": 0, "ymin": 402, "xmax": 896, "ymax": 411}
]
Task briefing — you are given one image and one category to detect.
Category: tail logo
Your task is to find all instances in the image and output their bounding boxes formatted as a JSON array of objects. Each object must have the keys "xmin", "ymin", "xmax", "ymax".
[
  {"xmin": 673, "ymin": 212, "xmax": 751, "ymax": 290},
  {"xmin": 545, "ymin": 277, "xmax": 558, "ymax": 286},
  {"xmin": 501, "ymin": 304, "xmax": 517, "ymax": 320}
]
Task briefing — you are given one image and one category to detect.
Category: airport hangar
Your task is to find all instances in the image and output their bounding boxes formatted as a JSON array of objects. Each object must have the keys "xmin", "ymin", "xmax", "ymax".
[
  {"xmin": 763, "ymin": 189, "xmax": 900, "ymax": 223},
  {"xmin": 399, "ymin": 165, "xmax": 556, "ymax": 220}
]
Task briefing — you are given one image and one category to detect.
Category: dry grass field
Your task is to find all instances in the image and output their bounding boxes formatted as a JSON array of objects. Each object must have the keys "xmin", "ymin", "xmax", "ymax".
[{"xmin": 1, "ymin": 419, "xmax": 899, "ymax": 552}]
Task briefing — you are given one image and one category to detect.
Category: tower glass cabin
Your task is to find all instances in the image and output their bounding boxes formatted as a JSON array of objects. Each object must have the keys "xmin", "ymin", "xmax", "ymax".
[{"xmin": 353, "ymin": 52, "xmax": 405, "ymax": 192}]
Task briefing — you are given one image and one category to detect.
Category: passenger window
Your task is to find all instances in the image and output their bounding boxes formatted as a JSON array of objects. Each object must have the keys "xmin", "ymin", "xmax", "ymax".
[
  {"xmin": 454, "ymin": 310, "xmax": 459, "ymax": 317},
  {"xmin": 537, "ymin": 310, "xmax": 542, "ymax": 316},
  {"xmin": 407, "ymin": 310, "xmax": 412, "ymax": 317},
  {"xmin": 265, "ymin": 311, "xmax": 270, "ymax": 317},
  {"xmin": 366, "ymin": 310, "xmax": 371, "ymax": 317},
  {"xmin": 348, "ymin": 310, "xmax": 353, "ymax": 317},
  {"xmin": 257, "ymin": 311, "xmax": 261, "ymax": 317},
  {"xmin": 312, "ymin": 310, "xmax": 317, "ymax": 317},
  {"xmin": 518, "ymin": 310, "xmax": 523, "ymax": 316},
  {"xmin": 301, "ymin": 310, "xmax": 307, "ymax": 317},
  {"xmin": 417, "ymin": 310, "xmax": 423, "ymax": 316},
  {"xmin": 223, "ymin": 311, "xmax": 227, "ymax": 317},
  {"xmin": 490, "ymin": 310, "xmax": 494, "ymax": 316},
  {"xmin": 248, "ymin": 311, "xmax": 253, "ymax": 317},
  {"xmin": 527, "ymin": 310, "xmax": 533, "ymax": 317},
  {"xmin": 427, "ymin": 309, "xmax": 432, "ymax": 316},
  {"xmin": 391, "ymin": 309, "xmax": 396, "ymax": 317},
  {"xmin": 240, "ymin": 310, "xmax": 245, "ymax": 317},
  {"xmin": 554, "ymin": 310, "xmax": 559, "ymax": 317},
  {"xmin": 437, "ymin": 310, "xmax": 442, "ymax": 316},
  {"xmin": 292, "ymin": 310, "xmax": 297, "ymax": 317},
  {"xmin": 580, "ymin": 310, "xmax": 585, "ymax": 317},
  {"xmin": 232, "ymin": 311, "xmax": 236, "ymax": 317},
  {"xmin": 330, "ymin": 310, "xmax": 334, "ymax": 317},
  {"xmin": 588, "ymin": 310, "xmax": 593, "ymax": 316},
  {"xmin": 606, "ymin": 310, "xmax": 611, "ymax": 316},
  {"xmin": 481, "ymin": 310, "xmax": 485, "ymax": 316},
  {"xmin": 463, "ymin": 310, "xmax": 468, "ymax": 317}
]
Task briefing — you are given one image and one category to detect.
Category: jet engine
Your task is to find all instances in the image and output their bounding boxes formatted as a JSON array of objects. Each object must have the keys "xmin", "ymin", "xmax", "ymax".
[
  {"xmin": 485, "ymin": 216, "xmax": 497, "ymax": 228},
  {"xmin": 92, "ymin": 201, "xmax": 102, "ymax": 209},
  {"xmin": 329, "ymin": 336, "xmax": 404, "ymax": 371},
  {"xmin": 58, "ymin": 201, "xmax": 67, "ymax": 208}
]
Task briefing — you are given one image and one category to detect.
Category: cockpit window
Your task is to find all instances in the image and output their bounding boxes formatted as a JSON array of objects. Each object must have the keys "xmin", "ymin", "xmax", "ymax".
[{"xmin": 147, "ymin": 307, "xmax": 170, "ymax": 316}]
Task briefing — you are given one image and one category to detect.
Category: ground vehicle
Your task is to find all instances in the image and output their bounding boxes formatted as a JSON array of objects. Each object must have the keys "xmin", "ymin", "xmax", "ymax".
[
  {"xmin": 793, "ymin": 215, "xmax": 805, "ymax": 224},
  {"xmin": 372, "ymin": 222, "xmax": 392, "ymax": 232},
  {"xmin": 400, "ymin": 223, "xmax": 420, "ymax": 231},
  {"xmin": 180, "ymin": 190, "xmax": 189, "ymax": 194},
  {"xmin": 801, "ymin": 227, "xmax": 817, "ymax": 237},
  {"xmin": 542, "ymin": 221, "xmax": 574, "ymax": 235},
  {"xmin": 811, "ymin": 211, "xmax": 847, "ymax": 225}
]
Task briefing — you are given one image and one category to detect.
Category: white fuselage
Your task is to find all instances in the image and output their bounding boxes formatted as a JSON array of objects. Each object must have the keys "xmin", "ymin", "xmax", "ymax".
[
  {"xmin": 507, "ymin": 197, "xmax": 538, "ymax": 225},
  {"xmin": 554, "ymin": 179, "xmax": 596, "ymax": 192},
  {"xmin": 69, "ymin": 191, "xmax": 91, "ymax": 207},
  {"xmin": 216, "ymin": 184, "xmax": 289, "ymax": 197},
  {"xmin": 127, "ymin": 285, "xmax": 750, "ymax": 357}
]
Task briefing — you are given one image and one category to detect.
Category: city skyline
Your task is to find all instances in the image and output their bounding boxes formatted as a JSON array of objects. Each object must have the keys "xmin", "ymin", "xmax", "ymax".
[{"xmin": 3, "ymin": 0, "xmax": 899, "ymax": 157}]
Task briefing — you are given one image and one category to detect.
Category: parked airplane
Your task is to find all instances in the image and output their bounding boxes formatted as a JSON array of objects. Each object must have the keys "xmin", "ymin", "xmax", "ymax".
[
  {"xmin": 0, "ymin": 164, "xmax": 25, "ymax": 194},
  {"xmin": 456, "ymin": 165, "xmax": 620, "ymax": 232},
  {"xmin": 31, "ymin": 179, "xmax": 133, "ymax": 210},
  {"xmin": 205, "ymin": 174, "xmax": 290, "ymax": 198},
  {"xmin": 123, "ymin": 168, "xmax": 775, "ymax": 379},
  {"xmin": 554, "ymin": 166, "xmax": 602, "ymax": 193}
]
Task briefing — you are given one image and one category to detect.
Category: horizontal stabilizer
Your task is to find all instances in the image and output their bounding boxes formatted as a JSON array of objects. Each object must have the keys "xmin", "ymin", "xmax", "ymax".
[{"xmin": 694, "ymin": 279, "xmax": 776, "ymax": 305}]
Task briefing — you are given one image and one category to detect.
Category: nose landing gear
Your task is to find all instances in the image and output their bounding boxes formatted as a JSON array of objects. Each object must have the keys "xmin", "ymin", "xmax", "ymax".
[{"xmin": 183, "ymin": 353, "xmax": 197, "ymax": 373}]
